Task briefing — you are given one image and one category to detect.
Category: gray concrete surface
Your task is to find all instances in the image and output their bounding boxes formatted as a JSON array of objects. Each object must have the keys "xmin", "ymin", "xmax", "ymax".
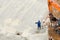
[{"xmin": 0, "ymin": 0, "xmax": 49, "ymax": 40}]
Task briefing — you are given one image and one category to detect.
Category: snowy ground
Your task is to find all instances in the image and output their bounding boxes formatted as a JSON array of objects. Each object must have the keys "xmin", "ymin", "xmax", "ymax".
[{"xmin": 0, "ymin": 0, "xmax": 49, "ymax": 40}]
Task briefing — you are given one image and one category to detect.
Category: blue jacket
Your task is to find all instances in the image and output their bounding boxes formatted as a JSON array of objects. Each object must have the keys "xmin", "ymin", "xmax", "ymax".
[{"xmin": 35, "ymin": 20, "xmax": 41, "ymax": 27}]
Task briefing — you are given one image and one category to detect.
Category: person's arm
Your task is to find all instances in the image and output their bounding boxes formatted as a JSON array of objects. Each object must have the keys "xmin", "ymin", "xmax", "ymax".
[{"xmin": 35, "ymin": 22, "xmax": 38, "ymax": 24}]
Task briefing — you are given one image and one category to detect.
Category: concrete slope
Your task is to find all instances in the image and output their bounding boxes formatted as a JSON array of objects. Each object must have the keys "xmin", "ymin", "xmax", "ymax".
[{"xmin": 0, "ymin": 0, "xmax": 49, "ymax": 40}]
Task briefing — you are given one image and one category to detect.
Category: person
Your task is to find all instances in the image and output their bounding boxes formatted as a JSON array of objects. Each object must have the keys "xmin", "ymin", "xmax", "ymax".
[
  {"xmin": 43, "ymin": 13, "xmax": 54, "ymax": 27},
  {"xmin": 35, "ymin": 20, "xmax": 41, "ymax": 30},
  {"xmin": 48, "ymin": 13, "xmax": 54, "ymax": 23},
  {"xmin": 51, "ymin": 18, "xmax": 60, "ymax": 34},
  {"xmin": 51, "ymin": 17, "xmax": 60, "ymax": 34},
  {"xmin": 48, "ymin": 13, "xmax": 58, "ymax": 27},
  {"xmin": 51, "ymin": 17, "xmax": 60, "ymax": 27}
]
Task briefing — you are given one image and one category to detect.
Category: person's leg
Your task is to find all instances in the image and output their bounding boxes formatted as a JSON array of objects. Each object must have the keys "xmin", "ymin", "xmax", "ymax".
[{"xmin": 38, "ymin": 27, "xmax": 40, "ymax": 30}]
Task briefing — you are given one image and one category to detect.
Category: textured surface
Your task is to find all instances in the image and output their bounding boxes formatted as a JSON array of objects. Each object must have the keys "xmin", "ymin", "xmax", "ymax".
[{"xmin": 0, "ymin": 0, "xmax": 48, "ymax": 40}]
